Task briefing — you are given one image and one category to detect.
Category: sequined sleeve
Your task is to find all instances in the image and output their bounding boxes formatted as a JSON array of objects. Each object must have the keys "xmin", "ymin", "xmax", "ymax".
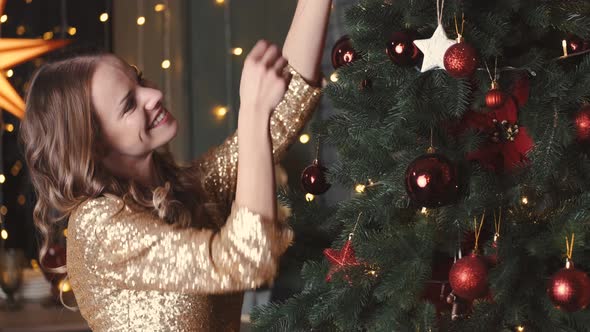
[
  {"xmin": 196, "ymin": 65, "xmax": 322, "ymax": 215},
  {"xmin": 70, "ymin": 196, "xmax": 293, "ymax": 294}
]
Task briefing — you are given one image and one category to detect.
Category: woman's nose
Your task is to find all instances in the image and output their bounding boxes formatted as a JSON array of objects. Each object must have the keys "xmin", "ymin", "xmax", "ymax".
[{"xmin": 140, "ymin": 87, "xmax": 164, "ymax": 112}]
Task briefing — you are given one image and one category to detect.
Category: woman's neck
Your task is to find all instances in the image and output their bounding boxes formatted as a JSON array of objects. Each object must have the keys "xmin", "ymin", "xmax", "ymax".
[{"xmin": 102, "ymin": 152, "xmax": 159, "ymax": 188}]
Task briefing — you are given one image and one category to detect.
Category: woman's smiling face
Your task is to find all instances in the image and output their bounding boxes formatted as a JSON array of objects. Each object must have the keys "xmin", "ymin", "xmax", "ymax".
[{"xmin": 91, "ymin": 55, "xmax": 178, "ymax": 159}]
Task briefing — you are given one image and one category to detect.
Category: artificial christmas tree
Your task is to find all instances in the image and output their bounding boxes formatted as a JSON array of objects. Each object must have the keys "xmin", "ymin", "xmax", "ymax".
[{"xmin": 253, "ymin": 0, "xmax": 590, "ymax": 330}]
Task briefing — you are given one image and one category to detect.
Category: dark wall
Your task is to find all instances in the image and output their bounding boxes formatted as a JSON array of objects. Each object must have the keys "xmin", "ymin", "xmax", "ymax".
[{"xmin": 187, "ymin": 0, "xmax": 298, "ymax": 157}]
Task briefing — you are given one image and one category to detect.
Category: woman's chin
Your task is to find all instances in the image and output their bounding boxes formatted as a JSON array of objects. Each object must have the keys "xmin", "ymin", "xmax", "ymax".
[{"xmin": 152, "ymin": 118, "xmax": 178, "ymax": 148}]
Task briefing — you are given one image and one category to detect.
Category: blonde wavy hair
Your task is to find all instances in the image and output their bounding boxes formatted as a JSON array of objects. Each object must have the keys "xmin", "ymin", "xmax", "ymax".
[{"xmin": 19, "ymin": 54, "xmax": 214, "ymax": 274}]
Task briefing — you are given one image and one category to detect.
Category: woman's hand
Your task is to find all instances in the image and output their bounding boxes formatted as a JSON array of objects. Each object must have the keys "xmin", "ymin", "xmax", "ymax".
[{"xmin": 239, "ymin": 40, "xmax": 291, "ymax": 120}]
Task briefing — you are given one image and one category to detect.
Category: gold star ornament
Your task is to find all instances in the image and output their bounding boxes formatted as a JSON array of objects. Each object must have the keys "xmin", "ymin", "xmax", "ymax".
[{"xmin": 0, "ymin": 0, "xmax": 71, "ymax": 119}]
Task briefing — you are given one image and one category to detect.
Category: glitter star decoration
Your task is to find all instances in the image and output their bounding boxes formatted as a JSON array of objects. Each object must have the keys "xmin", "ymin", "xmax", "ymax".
[
  {"xmin": 413, "ymin": 24, "xmax": 456, "ymax": 73},
  {"xmin": 0, "ymin": 0, "xmax": 70, "ymax": 119},
  {"xmin": 323, "ymin": 238, "xmax": 360, "ymax": 282}
]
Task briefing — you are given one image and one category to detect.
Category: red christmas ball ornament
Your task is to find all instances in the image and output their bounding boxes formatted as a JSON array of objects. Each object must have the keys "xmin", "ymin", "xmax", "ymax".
[
  {"xmin": 331, "ymin": 35, "xmax": 359, "ymax": 69},
  {"xmin": 486, "ymin": 235, "xmax": 500, "ymax": 266},
  {"xmin": 565, "ymin": 34, "xmax": 589, "ymax": 55},
  {"xmin": 386, "ymin": 30, "xmax": 423, "ymax": 67},
  {"xmin": 449, "ymin": 253, "xmax": 489, "ymax": 300},
  {"xmin": 405, "ymin": 151, "xmax": 459, "ymax": 208},
  {"xmin": 574, "ymin": 105, "xmax": 590, "ymax": 142},
  {"xmin": 40, "ymin": 244, "xmax": 67, "ymax": 285},
  {"xmin": 360, "ymin": 78, "xmax": 372, "ymax": 91},
  {"xmin": 301, "ymin": 159, "xmax": 331, "ymax": 195},
  {"xmin": 485, "ymin": 81, "xmax": 506, "ymax": 109},
  {"xmin": 444, "ymin": 39, "xmax": 478, "ymax": 78},
  {"xmin": 548, "ymin": 261, "xmax": 590, "ymax": 312},
  {"xmin": 40, "ymin": 243, "xmax": 68, "ymax": 303}
]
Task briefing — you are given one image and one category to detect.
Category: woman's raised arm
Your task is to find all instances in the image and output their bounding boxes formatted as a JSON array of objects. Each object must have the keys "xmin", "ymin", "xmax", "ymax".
[
  {"xmin": 196, "ymin": 1, "xmax": 331, "ymax": 217},
  {"xmin": 282, "ymin": 0, "xmax": 332, "ymax": 85}
]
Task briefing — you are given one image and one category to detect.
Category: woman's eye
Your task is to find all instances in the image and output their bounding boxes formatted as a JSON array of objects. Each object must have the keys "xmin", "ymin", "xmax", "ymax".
[{"xmin": 124, "ymin": 98, "xmax": 136, "ymax": 114}]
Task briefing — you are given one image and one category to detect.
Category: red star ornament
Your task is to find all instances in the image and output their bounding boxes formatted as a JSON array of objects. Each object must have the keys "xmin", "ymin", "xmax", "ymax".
[{"xmin": 323, "ymin": 238, "xmax": 361, "ymax": 283}]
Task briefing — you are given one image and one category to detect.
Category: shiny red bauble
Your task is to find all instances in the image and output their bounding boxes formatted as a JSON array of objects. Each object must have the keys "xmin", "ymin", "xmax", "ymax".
[
  {"xmin": 386, "ymin": 30, "xmax": 423, "ymax": 67},
  {"xmin": 405, "ymin": 153, "xmax": 458, "ymax": 208},
  {"xmin": 574, "ymin": 105, "xmax": 590, "ymax": 142},
  {"xmin": 40, "ymin": 244, "xmax": 66, "ymax": 285},
  {"xmin": 565, "ymin": 34, "xmax": 589, "ymax": 55},
  {"xmin": 331, "ymin": 35, "xmax": 359, "ymax": 69},
  {"xmin": 485, "ymin": 82, "xmax": 506, "ymax": 109},
  {"xmin": 548, "ymin": 265, "xmax": 590, "ymax": 312},
  {"xmin": 444, "ymin": 42, "xmax": 478, "ymax": 78},
  {"xmin": 449, "ymin": 253, "xmax": 489, "ymax": 301},
  {"xmin": 301, "ymin": 159, "xmax": 331, "ymax": 195}
]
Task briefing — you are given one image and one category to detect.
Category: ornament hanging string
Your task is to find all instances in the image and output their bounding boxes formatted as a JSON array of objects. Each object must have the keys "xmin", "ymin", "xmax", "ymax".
[
  {"xmin": 493, "ymin": 207, "xmax": 502, "ymax": 242},
  {"xmin": 473, "ymin": 212, "xmax": 485, "ymax": 252},
  {"xmin": 484, "ymin": 57, "xmax": 499, "ymax": 83},
  {"xmin": 428, "ymin": 127, "xmax": 436, "ymax": 153},
  {"xmin": 436, "ymin": 0, "xmax": 445, "ymax": 26},
  {"xmin": 348, "ymin": 212, "xmax": 363, "ymax": 240},
  {"xmin": 565, "ymin": 233, "xmax": 575, "ymax": 261},
  {"xmin": 453, "ymin": 13, "xmax": 465, "ymax": 39},
  {"xmin": 315, "ymin": 135, "xmax": 322, "ymax": 160}
]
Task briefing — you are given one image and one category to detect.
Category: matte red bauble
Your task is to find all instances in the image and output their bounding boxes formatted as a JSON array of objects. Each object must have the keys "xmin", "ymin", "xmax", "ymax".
[
  {"xmin": 485, "ymin": 81, "xmax": 506, "ymax": 109},
  {"xmin": 449, "ymin": 253, "xmax": 489, "ymax": 300},
  {"xmin": 444, "ymin": 42, "xmax": 478, "ymax": 78},
  {"xmin": 301, "ymin": 159, "xmax": 331, "ymax": 195},
  {"xmin": 386, "ymin": 30, "xmax": 423, "ymax": 67},
  {"xmin": 548, "ymin": 264, "xmax": 590, "ymax": 312},
  {"xmin": 574, "ymin": 105, "xmax": 590, "ymax": 142},
  {"xmin": 405, "ymin": 153, "xmax": 458, "ymax": 208},
  {"xmin": 331, "ymin": 35, "xmax": 359, "ymax": 69}
]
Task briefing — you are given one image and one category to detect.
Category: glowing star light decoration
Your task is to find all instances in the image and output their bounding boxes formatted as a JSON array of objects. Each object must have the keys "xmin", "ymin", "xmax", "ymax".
[
  {"xmin": 413, "ymin": 24, "xmax": 456, "ymax": 73},
  {"xmin": 0, "ymin": 0, "xmax": 70, "ymax": 119}
]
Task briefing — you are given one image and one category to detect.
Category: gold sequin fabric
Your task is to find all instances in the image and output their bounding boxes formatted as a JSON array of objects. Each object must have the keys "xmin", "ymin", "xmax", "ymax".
[
  {"xmin": 66, "ymin": 67, "xmax": 321, "ymax": 332},
  {"xmin": 197, "ymin": 65, "xmax": 322, "ymax": 216}
]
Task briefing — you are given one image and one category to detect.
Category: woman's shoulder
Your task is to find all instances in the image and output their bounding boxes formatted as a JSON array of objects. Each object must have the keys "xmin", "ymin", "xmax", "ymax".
[{"xmin": 70, "ymin": 194, "xmax": 126, "ymax": 224}]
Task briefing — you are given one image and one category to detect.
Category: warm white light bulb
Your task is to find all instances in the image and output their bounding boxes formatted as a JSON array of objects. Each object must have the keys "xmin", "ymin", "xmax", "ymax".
[
  {"xmin": 355, "ymin": 184, "xmax": 366, "ymax": 193},
  {"xmin": 299, "ymin": 134, "xmax": 310, "ymax": 144},
  {"xmin": 214, "ymin": 106, "xmax": 228, "ymax": 120}
]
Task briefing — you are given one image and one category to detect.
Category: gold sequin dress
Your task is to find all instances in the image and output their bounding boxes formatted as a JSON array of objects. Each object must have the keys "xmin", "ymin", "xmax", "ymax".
[{"xmin": 66, "ymin": 66, "xmax": 321, "ymax": 332}]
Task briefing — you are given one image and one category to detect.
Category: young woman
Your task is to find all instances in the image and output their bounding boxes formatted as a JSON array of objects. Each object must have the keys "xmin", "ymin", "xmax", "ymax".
[{"xmin": 19, "ymin": 1, "xmax": 331, "ymax": 331}]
